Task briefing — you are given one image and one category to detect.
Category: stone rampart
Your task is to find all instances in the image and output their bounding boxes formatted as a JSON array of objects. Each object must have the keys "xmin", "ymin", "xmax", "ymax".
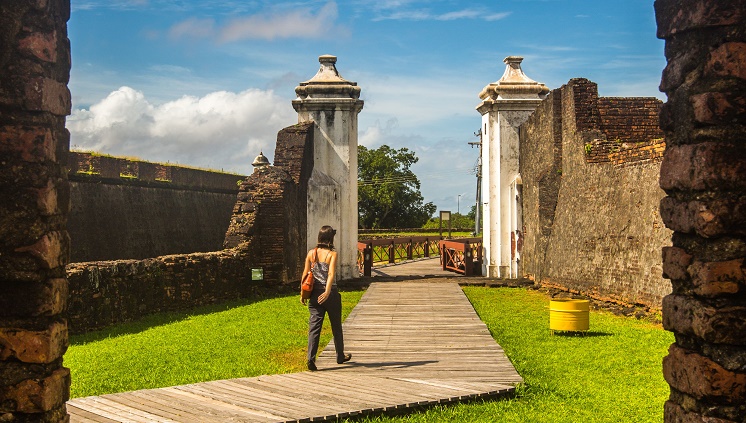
[
  {"xmin": 65, "ymin": 122, "xmax": 316, "ymax": 334},
  {"xmin": 67, "ymin": 152, "xmax": 244, "ymax": 262},
  {"xmin": 65, "ymin": 249, "xmax": 261, "ymax": 334},
  {"xmin": 520, "ymin": 78, "xmax": 672, "ymax": 308}
]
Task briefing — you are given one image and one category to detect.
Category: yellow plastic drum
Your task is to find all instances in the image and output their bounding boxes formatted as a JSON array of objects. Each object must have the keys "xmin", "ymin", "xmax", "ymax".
[{"xmin": 549, "ymin": 299, "xmax": 589, "ymax": 332}]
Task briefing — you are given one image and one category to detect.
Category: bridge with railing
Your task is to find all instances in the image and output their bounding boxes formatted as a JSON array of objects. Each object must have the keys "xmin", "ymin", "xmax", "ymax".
[{"xmin": 357, "ymin": 236, "xmax": 483, "ymax": 277}]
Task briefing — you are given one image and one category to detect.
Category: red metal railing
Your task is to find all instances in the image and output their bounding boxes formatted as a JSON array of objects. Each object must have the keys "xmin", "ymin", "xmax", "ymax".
[
  {"xmin": 357, "ymin": 236, "xmax": 482, "ymax": 277},
  {"xmin": 439, "ymin": 238, "xmax": 483, "ymax": 276}
]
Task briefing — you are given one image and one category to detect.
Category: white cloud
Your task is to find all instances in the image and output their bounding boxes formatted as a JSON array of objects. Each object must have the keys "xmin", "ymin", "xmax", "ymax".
[
  {"xmin": 372, "ymin": 7, "xmax": 510, "ymax": 22},
  {"xmin": 168, "ymin": 18, "xmax": 216, "ymax": 40},
  {"xmin": 167, "ymin": 1, "xmax": 343, "ymax": 42},
  {"xmin": 359, "ymin": 118, "xmax": 399, "ymax": 147},
  {"xmin": 67, "ymin": 86, "xmax": 297, "ymax": 173}
]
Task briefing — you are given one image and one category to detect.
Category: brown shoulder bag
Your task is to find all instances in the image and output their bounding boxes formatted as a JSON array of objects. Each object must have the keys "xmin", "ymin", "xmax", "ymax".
[{"xmin": 300, "ymin": 248, "xmax": 317, "ymax": 300}]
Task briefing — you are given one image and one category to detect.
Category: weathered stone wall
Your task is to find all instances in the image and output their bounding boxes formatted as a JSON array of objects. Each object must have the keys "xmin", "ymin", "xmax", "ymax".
[
  {"xmin": 67, "ymin": 152, "xmax": 243, "ymax": 262},
  {"xmin": 655, "ymin": 1, "xmax": 746, "ymax": 421},
  {"xmin": 520, "ymin": 78, "xmax": 672, "ymax": 307},
  {"xmin": 65, "ymin": 123, "xmax": 316, "ymax": 334},
  {"xmin": 224, "ymin": 122, "xmax": 314, "ymax": 285},
  {"xmin": 0, "ymin": 1, "xmax": 72, "ymax": 421},
  {"xmin": 65, "ymin": 249, "xmax": 259, "ymax": 334}
]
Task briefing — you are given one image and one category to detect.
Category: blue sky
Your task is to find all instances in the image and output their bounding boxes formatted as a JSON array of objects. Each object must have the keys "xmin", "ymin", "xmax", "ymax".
[{"xmin": 67, "ymin": 0, "xmax": 665, "ymax": 216}]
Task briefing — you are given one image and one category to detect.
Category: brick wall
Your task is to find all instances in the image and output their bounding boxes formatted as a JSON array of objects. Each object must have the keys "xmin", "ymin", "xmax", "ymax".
[
  {"xmin": 67, "ymin": 152, "xmax": 244, "ymax": 262},
  {"xmin": 585, "ymin": 97, "xmax": 666, "ymax": 167},
  {"xmin": 520, "ymin": 78, "xmax": 672, "ymax": 308},
  {"xmin": 0, "ymin": 1, "xmax": 72, "ymax": 421},
  {"xmin": 655, "ymin": 1, "xmax": 746, "ymax": 421},
  {"xmin": 224, "ymin": 122, "xmax": 315, "ymax": 284}
]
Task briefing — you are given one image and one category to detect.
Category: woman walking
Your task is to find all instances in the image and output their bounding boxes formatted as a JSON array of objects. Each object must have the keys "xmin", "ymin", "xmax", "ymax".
[{"xmin": 301, "ymin": 225, "xmax": 352, "ymax": 371}]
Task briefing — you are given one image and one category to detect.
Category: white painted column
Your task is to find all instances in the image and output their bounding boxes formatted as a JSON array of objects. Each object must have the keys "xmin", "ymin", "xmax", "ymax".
[
  {"xmin": 476, "ymin": 56, "xmax": 547, "ymax": 278},
  {"xmin": 293, "ymin": 55, "xmax": 364, "ymax": 280}
]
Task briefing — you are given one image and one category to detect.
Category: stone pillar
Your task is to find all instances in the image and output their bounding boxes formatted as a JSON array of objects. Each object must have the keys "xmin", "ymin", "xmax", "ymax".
[
  {"xmin": 293, "ymin": 55, "xmax": 363, "ymax": 280},
  {"xmin": 0, "ymin": 1, "xmax": 72, "ymax": 422},
  {"xmin": 476, "ymin": 57, "xmax": 548, "ymax": 278},
  {"xmin": 655, "ymin": 1, "xmax": 746, "ymax": 422}
]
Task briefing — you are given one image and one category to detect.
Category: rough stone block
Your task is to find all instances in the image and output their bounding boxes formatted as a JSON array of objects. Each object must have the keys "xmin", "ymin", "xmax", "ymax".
[
  {"xmin": 660, "ymin": 197, "xmax": 742, "ymax": 238},
  {"xmin": 0, "ymin": 322, "xmax": 67, "ymax": 364},
  {"xmin": 0, "ymin": 279, "xmax": 67, "ymax": 317},
  {"xmin": 0, "ymin": 368, "xmax": 69, "ymax": 413},
  {"xmin": 0, "ymin": 126, "xmax": 56, "ymax": 163},
  {"xmin": 663, "ymin": 294, "xmax": 746, "ymax": 345},
  {"xmin": 655, "ymin": 0, "xmax": 744, "ymax": 39},
  {"xmin": 18, "ymin": 30, "xmax": 58, "ymax": 63},
  {"xmin": 665, "ymin": 400, "xmax": 738, "ymax": 423},
  {"xmin": 13, "ymin": 231, "xmax": 69, "ymax": 270},
  {"xmin": 663, "ymin": 344, "xmax": 746, "ymax": 404},
  {"xmin": 689, "ymin": 259, "xmax": 744, "ymax": 297},
  {"xmin": 691, "ymin": 92, "xmax": 746, "ymax": 125},
  {"xmin": 660, "ymin": 143, "xmax": 746, "ymax": 191},
  {"xmin": 663, "ymin": 246, "xmax": 693, "ymax": 280},
  {"xmin": 22, "ymin": 77, "xmax": 71, "ymax": 116},
  {"xmin": 706, "ymin": 42, "xmax": 746, "ymax": 80},
  {"xmin": 32, "ymin": 179, "xmax": 60, "ymax": 216}
]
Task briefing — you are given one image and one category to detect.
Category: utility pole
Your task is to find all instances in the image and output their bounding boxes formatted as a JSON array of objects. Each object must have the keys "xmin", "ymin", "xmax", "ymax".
[{"xmin": 469, "ymin": 129, "xmax": 482, "ymax": 235}]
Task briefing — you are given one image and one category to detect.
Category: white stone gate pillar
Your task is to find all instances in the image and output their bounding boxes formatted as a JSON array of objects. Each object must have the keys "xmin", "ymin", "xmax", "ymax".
[
  {"xmin": 476, "ymin": 56, "xmax": 547, "ymax": 278},
  {"xmin": 293, "ymin": 55, "xmax": 363, "ymax": 280}
]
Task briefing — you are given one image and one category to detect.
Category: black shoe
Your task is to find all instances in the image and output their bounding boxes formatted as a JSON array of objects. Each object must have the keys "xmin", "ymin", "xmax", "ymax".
[
  {"xmin": 337, "ymin": 353, "xmax": 352, "ymax": 364},
  {"xmin": 307, "ymin": 361, "xmax": 317, "ymax": 371}
]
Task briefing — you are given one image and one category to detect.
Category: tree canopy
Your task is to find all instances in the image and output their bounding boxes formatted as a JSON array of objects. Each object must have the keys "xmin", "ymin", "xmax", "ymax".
[{"xmin": 358, "ymin": 145, "xmax": 436, "ymax": 229}]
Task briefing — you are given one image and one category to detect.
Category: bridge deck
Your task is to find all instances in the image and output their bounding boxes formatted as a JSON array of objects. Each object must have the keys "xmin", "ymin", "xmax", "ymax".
[{"xmin": 67, "ymin": 281, "xmax": 521, "ymax": 422}]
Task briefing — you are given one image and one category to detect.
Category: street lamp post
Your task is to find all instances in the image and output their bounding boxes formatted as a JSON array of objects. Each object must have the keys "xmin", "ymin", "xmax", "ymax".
[{"xmin": 457, "ymin": 194, "xmax": 461, "ymax": 215}]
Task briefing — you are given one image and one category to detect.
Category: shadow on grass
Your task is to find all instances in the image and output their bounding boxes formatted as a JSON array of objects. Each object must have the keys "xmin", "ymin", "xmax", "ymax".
[
  {"xmin": 69, "ymin": 287, "xmax": 299, "ymax": 345},
  {"xmin": 551, "ymin": 331, "xmax": 612, "ymax": 337}
]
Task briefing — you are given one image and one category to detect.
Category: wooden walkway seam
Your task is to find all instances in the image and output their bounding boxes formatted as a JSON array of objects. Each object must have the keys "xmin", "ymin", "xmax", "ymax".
[{"xmin": 67, "ymin": 281, "xmax": 522, "ymax": 422}]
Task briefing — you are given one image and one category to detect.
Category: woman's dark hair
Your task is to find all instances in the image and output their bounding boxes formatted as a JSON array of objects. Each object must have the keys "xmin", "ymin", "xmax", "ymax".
[{"xmin": 317, "ymin": 225, "xmax": 336, "ymax": 250}]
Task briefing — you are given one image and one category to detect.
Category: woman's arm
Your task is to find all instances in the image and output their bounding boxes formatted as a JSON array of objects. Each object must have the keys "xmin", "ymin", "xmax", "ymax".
[
  {"xmin": 317, "ymin": 251, "xmax": 337, "ymax": 304},
  {"xmin": 300, "ymin": 250, "xmax": 312, "ymax": 305}
]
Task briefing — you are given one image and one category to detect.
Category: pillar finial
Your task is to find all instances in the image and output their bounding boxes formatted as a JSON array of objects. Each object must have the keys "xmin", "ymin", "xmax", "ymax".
[
  {"xmin": 251, "ymin": 151, "xmax": 270, "ymax": 172},
  {"xmin": 293, "ymin": 54, "xmax": 362, "ymax": 105},
  {"xmin": 478, "ymin": 56, "xmax": 549, "ymax": 101}
]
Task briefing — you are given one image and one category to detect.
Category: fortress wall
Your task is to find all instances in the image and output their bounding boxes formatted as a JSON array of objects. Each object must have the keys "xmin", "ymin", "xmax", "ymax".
[
  {"xmin": 67, "ymin": 152, "xmax": 244, "ymax": 262},
  {"xmin": 66, "ymin": 123, "xmax": 315, "ymax": 333},
  {"xmin": 520, "ymin": 78, "xmax": 672, "ymax": 308}
]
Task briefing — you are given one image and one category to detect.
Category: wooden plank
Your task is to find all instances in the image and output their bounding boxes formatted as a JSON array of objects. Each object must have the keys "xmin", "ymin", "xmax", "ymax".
[
  {"xmin": 128, "ymin": 389, "xmax": 257, "ymax": 423},
  {"xmin": 67, "ymin": 404, "xmax": 120, "ymax": 423},
  {"xmin": 179, "ymin": 381, "xmax": 326, "ymax": 420},
  {"xmin": 155, "ymin": 387, "xmax": 281, "ymax": 422},
  {"xmin": 164, "ymin": 386, "xmax": 292, "ymax": 421},
  {"xmin": 226, "ymin": 378, "xmax": 366, "ymax": 418},
  {"xmin": 124, "ymin": 390, "xmax": 232, "ymax": 423}
]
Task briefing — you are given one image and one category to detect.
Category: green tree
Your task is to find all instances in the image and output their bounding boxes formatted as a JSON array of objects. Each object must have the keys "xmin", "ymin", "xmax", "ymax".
[
  {"xmin": 358, "ymin": 145, "xmax": 436, "ymax": 229},
  {"xmin": 422, "ymin": 213, "xmax": 475, "ymax": 231}
]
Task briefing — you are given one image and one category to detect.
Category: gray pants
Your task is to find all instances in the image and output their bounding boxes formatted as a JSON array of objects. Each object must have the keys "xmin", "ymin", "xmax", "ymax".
[{"xmin": 307, "ymin": 286, "xmax": 345, "ymax": 363}]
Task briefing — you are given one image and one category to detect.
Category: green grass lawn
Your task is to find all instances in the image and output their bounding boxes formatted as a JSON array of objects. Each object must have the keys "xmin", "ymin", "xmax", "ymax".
[
  {"xmin": 65, "ymin": 286, "xmax": 673, "ymax": 422},
  {"xmin": 65, "ymin": 291, "xmax": 364, "ymax": 398},
  {"xmin": 353, "ymin": 287, "xmax": 673, "ymax": 422}
]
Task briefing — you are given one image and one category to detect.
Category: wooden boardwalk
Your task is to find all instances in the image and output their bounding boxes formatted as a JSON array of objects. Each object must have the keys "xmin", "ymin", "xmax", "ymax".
[{"xmin": 67, "ymin": 282, "xmax": 522, "ymax": 422}]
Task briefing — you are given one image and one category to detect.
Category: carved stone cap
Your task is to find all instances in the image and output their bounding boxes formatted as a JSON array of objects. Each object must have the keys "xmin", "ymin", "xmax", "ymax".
[
  {"xmin": 295, "ymin": 55, "xmax": 361, "ymax": 100},
  {"xmin": 251, "ymin": 151, "xmax": 270, "ymax": 171},
  {"xmin": 479, "ymin": 56, "xmax": 549, "ymax": 101}
]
